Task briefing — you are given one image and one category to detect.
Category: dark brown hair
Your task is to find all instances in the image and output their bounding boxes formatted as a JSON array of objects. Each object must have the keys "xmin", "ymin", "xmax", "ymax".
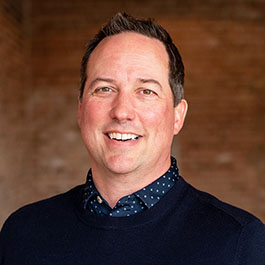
[{"xmin": 80, "ymin": 12, "xmax": 184, "ymax": 106}]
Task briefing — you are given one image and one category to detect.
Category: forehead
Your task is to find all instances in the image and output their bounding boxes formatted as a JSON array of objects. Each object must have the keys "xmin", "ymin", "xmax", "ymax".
[{"xmin": 86, "ymin": 32, "xmax": 169, "ymax": 81}]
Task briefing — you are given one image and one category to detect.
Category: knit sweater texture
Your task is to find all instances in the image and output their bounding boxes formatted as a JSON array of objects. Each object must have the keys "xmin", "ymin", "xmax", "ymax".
[{"xmin": 1, "ymin": 176, "xmax": 265, "ymax": 265}]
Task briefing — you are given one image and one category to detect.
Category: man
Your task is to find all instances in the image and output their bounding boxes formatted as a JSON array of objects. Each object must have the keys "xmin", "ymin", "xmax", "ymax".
[{"xmin": 0, "ymin": 13, "xmax": 264, "ymax": 265}]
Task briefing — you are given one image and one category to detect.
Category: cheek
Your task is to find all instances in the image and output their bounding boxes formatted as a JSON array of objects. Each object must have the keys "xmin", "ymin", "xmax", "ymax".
[
  {"xmin": 79, "ymin": 101, "xmax": 109, "ymax": 151},
  {"xmin": 140, "ymin": 104, "xmax": 175, "ymax": 132},
  {"xmin": 80, "ymin": 101, "xmax": 106, "ymax": 130}
]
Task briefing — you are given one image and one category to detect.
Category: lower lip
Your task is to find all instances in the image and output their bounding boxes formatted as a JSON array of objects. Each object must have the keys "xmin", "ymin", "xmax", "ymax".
[{"xmin": 104, "ymin": 134, "xmax": 141, "ymax": 147}]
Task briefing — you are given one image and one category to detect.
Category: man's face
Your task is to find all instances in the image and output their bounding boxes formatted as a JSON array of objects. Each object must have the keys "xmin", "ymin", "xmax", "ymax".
[{"xmin": 78, "ymin": 32, "xmax": 187, "ymax": 177}]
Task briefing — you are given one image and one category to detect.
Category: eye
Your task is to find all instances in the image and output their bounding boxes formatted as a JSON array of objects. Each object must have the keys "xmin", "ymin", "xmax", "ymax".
[
  {"xmin": 92, "ymin": 87, "xmax": 112, "ymax": 95},
  {"xmin": 141, "ymin": 89, "xmax": 156, "ymax": 96},
  {"xmin": 96, "ymin": 87, "xmax": 111, "ymax": 93}
]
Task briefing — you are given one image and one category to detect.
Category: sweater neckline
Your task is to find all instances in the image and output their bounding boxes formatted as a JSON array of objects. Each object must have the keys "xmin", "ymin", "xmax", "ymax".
[{"xmin": 74, "ymin": 176, "xmax": 189, "ymax": 229}]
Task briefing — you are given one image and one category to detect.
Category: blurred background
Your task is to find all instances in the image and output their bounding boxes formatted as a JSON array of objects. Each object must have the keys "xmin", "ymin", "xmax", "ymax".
[{"xmin": 0, "ymin": 0, "xmax": 264, "ymax": 227}]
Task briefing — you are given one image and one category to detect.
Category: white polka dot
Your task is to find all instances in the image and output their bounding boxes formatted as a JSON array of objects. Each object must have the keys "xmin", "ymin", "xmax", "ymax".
[
  {"xmin": 151, "ymin": 196, "xmax": 154, "ymax": 199},
  {"xmin": 143, "ymin": 188, "xmax": 146, "ymax": 191},
  {"xmin": 156, "ymin": 189, "xmax": 159, "ymax": 192},
  {"xmin": 151, "ymin": 203, "xmax": 154, "ymax": 207},
  {"xmin": 134, "ymin": 210, "xmax": 137, "ymax": 213},
  {"xmin": 168, "ymin": 184, "xmax": 171, "ymax": 187},
  {"xmin": 141, "ymin": 206, "xmax": 144, "ymax": 209},
  {"xmin": 110, "ymin": 213, "xmax": 113, "ymax": 216},
  {"xmin": 162, "ymin": 183, "xmax": 165, "ymax": 186},
  {"xmin": 150, "ymin": 188, "xmax": 153, "ymax": 191},
  {"xmin": 127, "ymin": 214, "xmax": 130, "ymax": 216},
  {"xmin": 131, "ymin": 205, "xmax": 134, "ymax": 208},
  {"xmin": 157, "ymin": 182, "xmax": 160, "ymax": 185},
  {"xmin": 117, "ymin": 210, "xmax": 120, "ymax": 213},
  {"xmin": 162, "ymin": 191, "xmax": 165, "ymax": 194},
  {"xmin": 133, "ymin": 201, "xmax": 136, "ymax": 204},
  {"xmin": 144, "ymin": 195, "xmax": 147, "ymax": 198},
  {"xmin": 124, "ymin": 207, "xmax": 126, "ymax": 211},
  {"xmin": 157, "ymin": 196, "xmax": 160, "ymax": 200}
]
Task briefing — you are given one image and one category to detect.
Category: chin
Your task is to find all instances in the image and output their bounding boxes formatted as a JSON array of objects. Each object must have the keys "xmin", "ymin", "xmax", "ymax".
[{"xmin": 104, "ymin": 155, "xmax": 139, "ymax": 175}]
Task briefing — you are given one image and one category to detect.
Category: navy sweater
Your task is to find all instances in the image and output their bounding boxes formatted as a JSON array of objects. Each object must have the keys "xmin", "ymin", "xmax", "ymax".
[{"xmin": 1, "ymin": 176, "xmax": 265, "ymax": 265}]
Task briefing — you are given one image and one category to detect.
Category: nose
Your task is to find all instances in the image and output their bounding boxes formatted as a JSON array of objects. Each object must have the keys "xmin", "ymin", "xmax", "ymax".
[{"xmin": 110, "ymin": 92, "xmax": 136, "ymax": 121}]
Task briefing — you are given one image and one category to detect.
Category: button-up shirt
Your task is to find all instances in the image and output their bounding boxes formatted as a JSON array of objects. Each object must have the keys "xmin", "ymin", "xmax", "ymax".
[{"xmin": 82, "ymin": 157, "xmax": 179, "ymax": 217}]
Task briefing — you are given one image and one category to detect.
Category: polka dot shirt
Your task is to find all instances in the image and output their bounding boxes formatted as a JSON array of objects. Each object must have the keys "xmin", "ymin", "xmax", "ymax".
[{"xmin": 82, "ymin": 157, "xmax": 180, "ymax": 217}]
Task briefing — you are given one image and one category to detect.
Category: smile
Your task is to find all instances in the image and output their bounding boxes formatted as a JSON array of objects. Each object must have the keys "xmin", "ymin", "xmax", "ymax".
[{"xmin": 107, "ymin": 132, "xmax": 140, "ymax": 141}]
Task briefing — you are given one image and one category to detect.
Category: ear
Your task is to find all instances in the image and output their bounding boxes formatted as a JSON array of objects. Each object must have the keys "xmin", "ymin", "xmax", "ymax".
[
  {"xmin": 78, "ymin": 100, "xmax": 82, "ymax": 128},
  {"xmin": 173, "ymin": 99, "xmax": 188, "ymax": 135}
]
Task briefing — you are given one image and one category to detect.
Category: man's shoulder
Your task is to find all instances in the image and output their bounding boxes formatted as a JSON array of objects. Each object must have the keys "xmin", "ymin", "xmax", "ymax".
[
  {"xmin": 184, "ymin": 181, "xmax": 264, "ymax": 230},
  {"xmin": 189, "ymin": 184, "xmax": 265, "ymax": 263},
  {"xmin": 1, "ymin": 184, "xmax": 83, "ymax": 233},
  {"xmin": 0, "ymin": 185, "xmax": 85, "ymax": 261}
]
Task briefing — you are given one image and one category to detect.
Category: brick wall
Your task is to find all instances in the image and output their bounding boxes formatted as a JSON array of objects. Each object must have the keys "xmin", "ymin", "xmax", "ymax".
[
  {"xmin": 0, "ymin": 0, "xmax": 264, "ymax": 226},
  {"xmin": 0, "ymin": 0, "xmax": 31, "ymax": 224}
]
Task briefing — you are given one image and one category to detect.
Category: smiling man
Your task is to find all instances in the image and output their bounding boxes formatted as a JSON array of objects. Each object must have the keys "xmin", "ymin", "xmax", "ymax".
[
  {"xmin": 78, "ymin": 31, "xmax": 187, "ymax": 209},
  {"xmin": 0, "ymin": 13, "xmax": 264, "ymax": 265}
]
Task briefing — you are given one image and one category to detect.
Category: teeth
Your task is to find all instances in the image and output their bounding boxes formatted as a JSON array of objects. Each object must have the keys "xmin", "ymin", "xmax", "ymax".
[{"xmin": 108, "ymin": 132, "xmax": 139, "ymax": 141}]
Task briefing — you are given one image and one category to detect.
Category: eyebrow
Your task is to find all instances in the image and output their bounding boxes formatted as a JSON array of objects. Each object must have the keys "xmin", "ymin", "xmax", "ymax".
[
  {"xmin": 137, "ymin": 78, "xmax": 162, "ymax": 89},
  {"xmin": 88, "ymin": 77, "xmax": 115, "ymax": 88},
  {"xmin": 88, "ymin": 77, "xmax": 162, "ymax": 89}
]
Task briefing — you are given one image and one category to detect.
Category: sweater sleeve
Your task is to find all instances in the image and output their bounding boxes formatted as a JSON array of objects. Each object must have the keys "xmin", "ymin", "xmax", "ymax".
[
  {"xmin": 0, "ymin": 219, "xmax": 8, "ymax": 265},
  {"xmin": 236, "ymin": 219, "xmax": 265, "ymax": 265},
  {"xmin": 0, "ymin": 214, "xmax": 23, "ymax": 265}
]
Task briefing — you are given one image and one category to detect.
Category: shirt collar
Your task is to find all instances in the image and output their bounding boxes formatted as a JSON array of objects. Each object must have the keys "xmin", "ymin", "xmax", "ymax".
[
  {"xmin": 82, "ymin": 171, "xmax": 101, "ymax": 209},
  {"xmin": 134, "ymin": 157, "xmax": 179, "ymax": 208},
  {"xmin": 83, "ymin": 157, "xmax": 180, "ymax": 212}
]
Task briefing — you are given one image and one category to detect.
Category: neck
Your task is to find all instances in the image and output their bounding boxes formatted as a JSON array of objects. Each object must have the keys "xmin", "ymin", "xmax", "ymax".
[{"xmin": 90, "ymin": 156, "xmax": 171, "ymax": 208}]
